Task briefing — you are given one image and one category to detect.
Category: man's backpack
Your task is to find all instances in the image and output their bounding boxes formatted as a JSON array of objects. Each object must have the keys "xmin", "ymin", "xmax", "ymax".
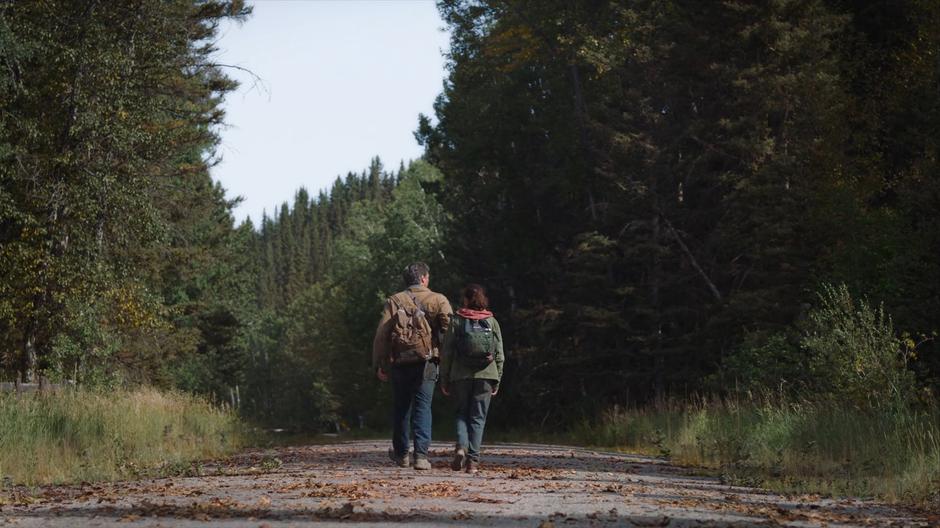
[
  {"xmin": 455, "ymin": 316, "xmax": 496, "ymax": 368},
  {"xmin": 388, "ymin": 292, "xmax": 434, "ymax": 365}
]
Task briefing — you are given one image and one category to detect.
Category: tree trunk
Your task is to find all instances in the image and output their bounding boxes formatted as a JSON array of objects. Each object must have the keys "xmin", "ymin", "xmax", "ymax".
[
  {"xmin": 651, "ymin": 206, "xmax": 664, "ymax": 398},
  {"xmin": 569, "ymin": 63, "xmax": 597, "ymax": 222},
  {"xmin": 24, "ymin": 331, "xmax": 37, "ymax": 383}
]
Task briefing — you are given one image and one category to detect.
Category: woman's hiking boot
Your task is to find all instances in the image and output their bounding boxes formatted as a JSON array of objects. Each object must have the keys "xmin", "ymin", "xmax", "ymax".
[
  {"xmin": 413, "ymin": 454, "xmax": 432, "ymax": 470},
  {"xmin": 465, "ymin": 460, "xmax": 478, "ymax": 474},
  {"xmin": 451, "ymin": 448, "xmax": 466, "ymax": 471}
]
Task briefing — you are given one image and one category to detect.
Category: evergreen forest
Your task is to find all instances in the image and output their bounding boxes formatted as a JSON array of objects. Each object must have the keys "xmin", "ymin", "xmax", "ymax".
[{"xmin": 2, "ymin": 0, "xmax": 940, "ymax": 438}]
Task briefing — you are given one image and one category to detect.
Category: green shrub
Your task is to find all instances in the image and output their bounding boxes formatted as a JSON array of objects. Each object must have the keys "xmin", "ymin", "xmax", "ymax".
[
  {"xmin": 718, "ymin": 332, "xmax": 803, "ymax": 393},
  {"xmin": 802, "ymin": 283, "xmax": 916, "ymax": 406},
  {"xmin": 721, "ymin": 283, "xmax": 917, "ymax": 407}
]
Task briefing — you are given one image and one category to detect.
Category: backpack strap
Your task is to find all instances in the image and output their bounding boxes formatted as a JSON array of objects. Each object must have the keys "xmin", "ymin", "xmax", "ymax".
[
  {"xmin": 453, "ymin": 314, "xmax": 469, "ymax": 336},
  {"xmin": 460, "ymin": 316, "xmax": 491, "ymax": 333},
  {"xmin": 407, "ymin": 292, "xmax": 425, "ymax": 314},
  {"xmin": 398, "ymin": 290, "xmax": 434, "ymax": 356},
  {"xmin": 392, "ymin": 290, "xmax": 426, "ymax": 315}
]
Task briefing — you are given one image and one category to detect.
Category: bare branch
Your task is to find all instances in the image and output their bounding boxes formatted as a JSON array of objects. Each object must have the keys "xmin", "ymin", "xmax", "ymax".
[
  {"xmin": 660, "ymin": 213, "xmax": 723, "ymax": 303},
  {"xmin": 206, "ymin": 62, "xmax": 270, "ymax": 100}
]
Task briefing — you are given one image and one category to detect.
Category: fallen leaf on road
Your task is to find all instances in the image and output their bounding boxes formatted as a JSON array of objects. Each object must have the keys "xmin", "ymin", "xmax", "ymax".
[
  {"xmin": 413, "ymin": 482, "xmax": 461, "ymax": 498},
  {"xmin": 303, "ymin": 482, "xmax": 380, "ymax": 500}
]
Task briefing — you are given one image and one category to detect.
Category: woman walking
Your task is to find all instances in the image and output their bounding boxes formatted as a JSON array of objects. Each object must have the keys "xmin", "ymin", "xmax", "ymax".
[{"xmin": 440, "ymin": 284, "xmax": 504, "ymax": 474}]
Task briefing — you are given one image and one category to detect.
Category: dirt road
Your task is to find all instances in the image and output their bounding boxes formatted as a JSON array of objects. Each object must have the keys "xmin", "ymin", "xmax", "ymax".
[{"xmin": 0, "ymin": 441, "xmax": 928, "ymax": 526}]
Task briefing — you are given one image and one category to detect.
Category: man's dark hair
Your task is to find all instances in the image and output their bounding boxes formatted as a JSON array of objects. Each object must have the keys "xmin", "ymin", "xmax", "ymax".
[{"xmin": 403, "ymin": 262, "xmax": 430, "ymax": 286}]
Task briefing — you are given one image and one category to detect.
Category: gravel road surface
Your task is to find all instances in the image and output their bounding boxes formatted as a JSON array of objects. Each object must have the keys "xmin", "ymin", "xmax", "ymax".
[{"xmin": 0, "ymin": 441, "xmax": 929, "ymax": 527}]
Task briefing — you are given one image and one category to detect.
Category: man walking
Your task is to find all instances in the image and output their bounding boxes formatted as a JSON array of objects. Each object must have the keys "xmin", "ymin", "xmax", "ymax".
[{"xmin": 373, "ymin": 262, "xmax": 452, "ymax": 469}]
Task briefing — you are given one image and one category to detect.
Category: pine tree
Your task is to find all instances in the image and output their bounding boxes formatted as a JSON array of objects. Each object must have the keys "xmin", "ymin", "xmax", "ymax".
[{"xmin": 0, "ymin": 0, "xmax": 251, "ymax": 382}]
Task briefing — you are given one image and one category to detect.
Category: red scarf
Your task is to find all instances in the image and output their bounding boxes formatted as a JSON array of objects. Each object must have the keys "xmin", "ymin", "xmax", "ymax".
[{"xmin": 457, "ymin": 308, "xmax": 493, "ymax": 320}]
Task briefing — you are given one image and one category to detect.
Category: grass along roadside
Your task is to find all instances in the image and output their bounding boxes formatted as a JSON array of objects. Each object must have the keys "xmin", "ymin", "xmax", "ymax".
[
  {"xmin": 0, "ymin": 387, "xmax": 243, "ymax": 486},
  {"xmin": 570, "ymin": 398, "xmax": 940, "ymax": 507}
]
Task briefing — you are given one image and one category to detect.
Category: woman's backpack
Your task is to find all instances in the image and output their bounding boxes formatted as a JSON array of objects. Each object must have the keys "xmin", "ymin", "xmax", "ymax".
[{"xmin": 456, "ymin": 317, "xmax": 496, "ymax": 368}]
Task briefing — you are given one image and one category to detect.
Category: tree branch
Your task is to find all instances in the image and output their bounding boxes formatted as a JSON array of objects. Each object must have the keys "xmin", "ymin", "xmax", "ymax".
[
  {"xmin": 205, "ymin": 62, "xmax": 269, "ymax": 99},
  {"xmin": 660, "ymin": 213, "xmax": 723, "ymax": 303}
]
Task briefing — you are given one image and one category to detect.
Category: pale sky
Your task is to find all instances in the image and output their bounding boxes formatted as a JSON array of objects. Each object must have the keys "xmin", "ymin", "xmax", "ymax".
[{"xmin": 211, "ymin": 0, "xmax": 450, "ymax": 224}]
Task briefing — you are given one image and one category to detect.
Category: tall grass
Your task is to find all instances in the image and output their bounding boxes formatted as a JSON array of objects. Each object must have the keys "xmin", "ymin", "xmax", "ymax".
[
  {"xmin": 0, "ymin": 387, "xmax": 242, "ymax": 485},
  {"xmin": 573, "ymin": 397, "xmax": 940, "ymax": 506}
]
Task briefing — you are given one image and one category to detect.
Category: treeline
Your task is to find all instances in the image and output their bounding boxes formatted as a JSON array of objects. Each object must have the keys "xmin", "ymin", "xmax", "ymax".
[
  {"xmin": 416, "ymin": 0, "xmax": 940, "ymax": 423},
  {"xmin": 254, "ymin": 158, "xmax": 398, "ymax": 312},
  {"xmin": 238, "ymin": 158, "xmax": 446, "ymax": 429},
  {"xmin": 2, "ymin": 0, "xmax": 939, "ymax": 433},
  {"xmin": 0, "ymin": 0, "xmax": 254, "ymax": 387},
  {"xmin": 0, "ymin": 0, "xmax": 447, "ymax": 430}
]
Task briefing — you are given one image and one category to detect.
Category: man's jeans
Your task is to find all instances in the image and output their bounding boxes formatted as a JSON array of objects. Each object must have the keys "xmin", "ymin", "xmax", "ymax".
[
  {"xmin": 453, "ymin": 379, "xmax": 494, "ymax": 462},
  {"xmin": 390, "ymin": 362, "xmax": 437, "ymax": 458}
]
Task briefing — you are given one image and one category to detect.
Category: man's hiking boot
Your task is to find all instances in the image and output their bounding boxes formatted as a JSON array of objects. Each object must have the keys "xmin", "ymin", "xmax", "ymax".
[
  {"xmin": 465, "ymin": 459, "xmax": 478, "ymax": 474},
  {"xmin": 413, "ymin": 455, "xmax": 432, "ymax": 471},
  {"xmin": 388, "ymin": 447, "xmax": 410, "ymax": 468},
  {"xmin": 451, "ymin": 448, "xmax": 466, "ymax": 471}
]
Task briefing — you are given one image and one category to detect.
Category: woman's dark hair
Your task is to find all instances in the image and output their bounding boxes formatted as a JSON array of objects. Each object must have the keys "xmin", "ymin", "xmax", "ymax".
[{"xmin": 461, "ymin": 283, "xmax": 489, "ymax": 310}]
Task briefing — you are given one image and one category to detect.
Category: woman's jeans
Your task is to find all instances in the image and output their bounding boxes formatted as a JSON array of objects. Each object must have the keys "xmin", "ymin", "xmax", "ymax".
[
  {"xmin": 453, "ymin": 378, "xmax": 494, "ymax": 462},
  {"xmin": 390, "ymin": 362, "xmax": 437, "ymax": 458}
]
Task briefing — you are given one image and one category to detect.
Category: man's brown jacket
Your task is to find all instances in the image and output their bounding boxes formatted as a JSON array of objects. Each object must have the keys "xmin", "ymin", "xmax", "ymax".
[{"xmin": 372, "ymin": 285, "xmax": 453, "ymax": 371}]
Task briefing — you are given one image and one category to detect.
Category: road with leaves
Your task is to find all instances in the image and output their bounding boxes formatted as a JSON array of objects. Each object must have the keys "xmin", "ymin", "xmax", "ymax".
[{"xmin": 0, "ymin": 441, "xmax": 928, "ymax": 527}]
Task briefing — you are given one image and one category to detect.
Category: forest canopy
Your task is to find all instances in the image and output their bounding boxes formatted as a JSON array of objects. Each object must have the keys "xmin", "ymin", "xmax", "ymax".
[{"xmin": 1, "ymin": 0, "xmax": 938, "ymax": 430}]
